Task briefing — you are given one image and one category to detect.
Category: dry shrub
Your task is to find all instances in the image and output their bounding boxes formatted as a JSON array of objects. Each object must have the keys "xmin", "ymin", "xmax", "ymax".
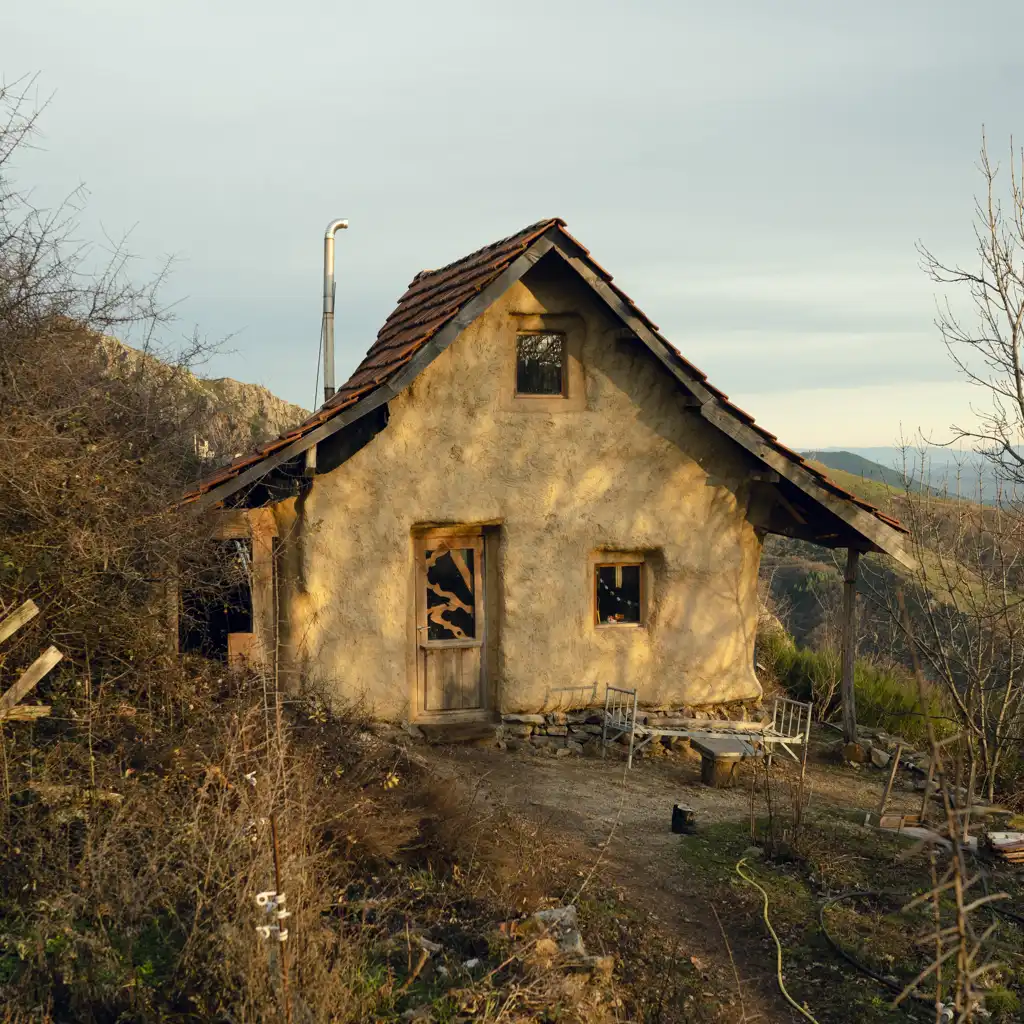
[{"xmin": 3, "ymin": 677, "xmax": 621, "ymax": 1022}]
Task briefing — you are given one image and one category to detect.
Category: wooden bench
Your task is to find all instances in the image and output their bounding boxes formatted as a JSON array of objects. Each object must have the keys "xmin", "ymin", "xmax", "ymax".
[{"xmin": 689, "ymin": 735, "xmax": 762, "ymax": 788}]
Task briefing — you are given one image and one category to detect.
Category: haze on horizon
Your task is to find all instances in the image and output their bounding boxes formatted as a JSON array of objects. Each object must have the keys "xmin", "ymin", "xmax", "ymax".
[{"xmin": 8, "ymin": 1, "xmax": 1024, "ymax": 448}]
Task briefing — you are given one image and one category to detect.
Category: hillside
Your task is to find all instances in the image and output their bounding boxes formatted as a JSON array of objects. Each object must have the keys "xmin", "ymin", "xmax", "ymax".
[
  {"xmin": 802, "ymin": 449, "xmax": 914, "ymax": 490},
  {"xmin": 99, "ymin": 337, "xmax": 310, "ymax": 461}
]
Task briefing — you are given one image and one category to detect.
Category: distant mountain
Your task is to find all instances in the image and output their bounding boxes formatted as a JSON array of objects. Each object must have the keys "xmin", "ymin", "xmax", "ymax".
[
  {"xmin": 801, "ymin": 450, "xmax": 921, "ymax": 493},
  {"xmin": 804, "ymin": 446, "xmax": 1006, "ymax": 504}
]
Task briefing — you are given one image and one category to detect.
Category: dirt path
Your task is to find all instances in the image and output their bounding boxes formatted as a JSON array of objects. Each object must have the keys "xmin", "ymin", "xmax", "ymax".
[{"xmin": 420, "ymin": 741, "xmax": 922, "ymax": 1022}]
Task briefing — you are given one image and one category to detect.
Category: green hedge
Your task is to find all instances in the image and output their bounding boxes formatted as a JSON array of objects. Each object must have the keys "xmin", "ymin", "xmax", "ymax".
[{"xmin": 758, "ymin": 630, "xmax": 953, "ymax": 747}]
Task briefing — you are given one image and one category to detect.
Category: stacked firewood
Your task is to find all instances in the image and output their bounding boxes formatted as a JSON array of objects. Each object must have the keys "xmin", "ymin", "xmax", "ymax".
[{"xmin": 983, "ymin": 832, "xmax": 1024, "ymax": 865}]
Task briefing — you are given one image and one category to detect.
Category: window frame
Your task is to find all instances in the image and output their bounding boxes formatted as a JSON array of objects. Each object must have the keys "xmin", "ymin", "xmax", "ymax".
[
  {"xmin": 593, "ymin": 557, "xmax": 646, "ymax": 629},
  {"xmin": 513, "ymin": 330, "xmax": 569, "ymax": 399}
]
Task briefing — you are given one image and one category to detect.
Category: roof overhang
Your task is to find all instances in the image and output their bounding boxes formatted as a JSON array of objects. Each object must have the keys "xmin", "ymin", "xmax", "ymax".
[{"xmin": 183, "ymin": 224, "xmax": 913, "ymax": 567}]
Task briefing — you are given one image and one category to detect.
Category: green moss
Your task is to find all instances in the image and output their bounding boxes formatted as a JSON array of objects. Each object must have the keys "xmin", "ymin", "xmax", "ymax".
[{"xmin": 985, "ymin": 986, "xmax": 1021, "ymax": 1021}]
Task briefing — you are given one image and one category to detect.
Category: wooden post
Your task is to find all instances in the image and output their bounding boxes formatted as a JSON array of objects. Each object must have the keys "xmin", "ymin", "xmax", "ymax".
[
  {"xmin": 841, "ymin": 549, "xmax": 860, "ymax": 744},
  {"xmin": 877, "ymin": 742, "xmax": 903, "ymax": 817}
]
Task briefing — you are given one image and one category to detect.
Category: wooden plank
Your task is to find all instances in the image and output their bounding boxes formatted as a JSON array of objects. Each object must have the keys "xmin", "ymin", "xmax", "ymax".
[
  {"xmin": 441, "ymin": 648, "xmax": 458, "ymax": 711},
  {"xmin": 459, "ymin": 646, "xmax": 482, "ymax": 709},
  {"xmin": 841, "ymin": 549, "xmax": 860, "ymax": 744},
  {"xmin": 0, "ymin": 600, "xmax": 40, "ymax": 646},
  {"xmin": 0, "ymin": 704, "xmax": 51, "ymax": 722},
  {"xmin": 0, "ymin": 646, "xmax": 62, "ymax": 713},
  {"xmin": 424, "ymin": 648, "xmax": 444, "ymax": 711},
  {"xmin": 250, "ymin": 516, "xmax": 276, "ymax": 658},
  {"xmin": 877, "ymin": 742, "xmax": 904, "ymax": 817}
]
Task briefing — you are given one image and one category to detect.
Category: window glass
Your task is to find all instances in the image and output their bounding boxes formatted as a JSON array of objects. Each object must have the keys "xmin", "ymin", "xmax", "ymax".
[
  {"xmin": 425, "ymin": 547, "xmax": 476, "ymax": 640},
  {"xmin": 596, "ymin": 563, "xmax": 642, "ymax": 625},
  {"xmin": 516, "ymin": 332, "xmax": 564, "ymax": 396}
]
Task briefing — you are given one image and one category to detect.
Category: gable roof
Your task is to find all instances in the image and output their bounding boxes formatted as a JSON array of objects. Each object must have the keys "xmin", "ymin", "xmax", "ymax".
[{"xmin": 180, "ymin": 219, "xmax": 911, "ymax": 564}]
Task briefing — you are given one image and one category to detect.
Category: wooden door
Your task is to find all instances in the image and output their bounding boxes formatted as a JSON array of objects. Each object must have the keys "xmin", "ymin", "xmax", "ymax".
[{"xmin": 415, "ymin": 529, "xmax": 486, "ymax": 714}]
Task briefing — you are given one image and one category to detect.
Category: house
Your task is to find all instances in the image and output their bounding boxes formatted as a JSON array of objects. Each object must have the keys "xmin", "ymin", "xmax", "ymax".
[{"xmin": 179, "ymin": 218, "xmax": 910, "ymax": 728}]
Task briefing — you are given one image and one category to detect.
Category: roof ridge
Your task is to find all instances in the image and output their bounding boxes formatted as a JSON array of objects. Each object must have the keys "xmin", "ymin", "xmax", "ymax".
[{"xmin": 409, "ymin": 217, "xmax": 563, "ymax": 284}]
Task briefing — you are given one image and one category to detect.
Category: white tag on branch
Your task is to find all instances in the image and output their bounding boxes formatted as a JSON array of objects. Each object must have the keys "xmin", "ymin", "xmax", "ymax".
[{"xmin": 255, "ymin": 924, "xmax": 289, "ymax": 943}]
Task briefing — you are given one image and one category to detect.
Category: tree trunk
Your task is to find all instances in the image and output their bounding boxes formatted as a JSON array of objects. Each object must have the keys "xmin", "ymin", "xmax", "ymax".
[{"xmin": 841, "ymin": 549, "xmax": 861, "ymax": 744}]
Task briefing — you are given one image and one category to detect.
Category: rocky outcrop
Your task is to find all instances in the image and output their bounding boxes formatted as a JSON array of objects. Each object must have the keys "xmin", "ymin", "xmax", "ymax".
[{"xmin": 98, "ymin": 336, "xmax": 309, "ymax": 461}]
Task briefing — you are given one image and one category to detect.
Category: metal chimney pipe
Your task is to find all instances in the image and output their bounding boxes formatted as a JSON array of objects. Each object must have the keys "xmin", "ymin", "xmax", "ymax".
[{"xmin": 322, "ymin": 218, "xmax": 349, "ymax": 403}]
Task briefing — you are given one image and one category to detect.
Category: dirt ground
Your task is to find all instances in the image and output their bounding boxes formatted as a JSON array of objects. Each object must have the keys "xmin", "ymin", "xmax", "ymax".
[{"xmin": 420, "ymin": 735, "xmax": 928, "ymax": 1023}]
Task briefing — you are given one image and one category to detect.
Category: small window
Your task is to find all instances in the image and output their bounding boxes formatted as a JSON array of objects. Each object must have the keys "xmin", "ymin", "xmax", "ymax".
[
  {"xmin": 515, "ymin": 332, "xmax": 565, "ymax": 396},
  {"xmin": 595, "ymin": 562, "xmax": 643, "ymax": 626}
]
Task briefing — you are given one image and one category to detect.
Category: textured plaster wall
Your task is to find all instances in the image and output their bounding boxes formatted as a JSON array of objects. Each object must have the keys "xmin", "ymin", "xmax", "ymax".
[{"xmin": 276, "ymin": 257, "xmax": 764, "ymax": 720}]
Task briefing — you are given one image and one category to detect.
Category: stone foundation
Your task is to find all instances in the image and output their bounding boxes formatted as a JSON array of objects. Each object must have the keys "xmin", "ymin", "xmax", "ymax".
[
  {"xmin": 496, "ymin": 701, "xmax": 762, "ymax": 758},
  {"xmin": 363, "ymin": 699, "xmax": 763, "ymax": 759}
]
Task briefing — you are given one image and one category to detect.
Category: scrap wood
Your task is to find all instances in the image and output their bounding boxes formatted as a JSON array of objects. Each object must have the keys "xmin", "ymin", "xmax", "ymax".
[
  {"xmin": 1, "ymin": 704, "xmax": 51, "ymax": 722},
  {"xmin": 981, "ymin": 831, "xmax": 1024, "ymax": 865},
  {"xmin": 0, "ymin": 599, "xmax": 40, "ymax": 646},
  {"xmin": 0, "ymin": 645, "xmax": 62, "ymax": 718}
]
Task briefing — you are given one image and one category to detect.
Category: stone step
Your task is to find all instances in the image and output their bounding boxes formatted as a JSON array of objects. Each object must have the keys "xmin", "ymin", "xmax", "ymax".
[{"xmin": 418, "ymin": 720, "xmax": 498, "ymax": 745}]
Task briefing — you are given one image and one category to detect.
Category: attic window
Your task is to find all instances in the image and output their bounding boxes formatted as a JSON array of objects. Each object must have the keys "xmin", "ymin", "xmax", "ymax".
[
  {"xmin": 595, "ymin": 561, "xmax": 643, "ymax": 626},
  {"xmin": 515, "ymin": 332, "xmax": 566, "ymax": 396}
]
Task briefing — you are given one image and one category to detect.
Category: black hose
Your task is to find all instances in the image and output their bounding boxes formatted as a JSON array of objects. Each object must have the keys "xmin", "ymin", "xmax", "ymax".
[
  {"xmin": 975, "ymin": 854, "xmax": 1024, "ymax": 928},
  {"xmin": 818, "ymin": 891, "xmax": 933, "ymax": 1011},
  {"xmin": 819, "ymin": 883, "xmax": 1023, "ymax": 1013},
  {"xmin": 818, "ymin": 892, "xmax": 905, "ymax": 995}
]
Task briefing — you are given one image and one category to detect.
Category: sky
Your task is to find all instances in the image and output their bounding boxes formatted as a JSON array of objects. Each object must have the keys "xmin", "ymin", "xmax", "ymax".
[{"xmin": 7, "ymin": 0, "xmax": 1024, "ymax": 447}]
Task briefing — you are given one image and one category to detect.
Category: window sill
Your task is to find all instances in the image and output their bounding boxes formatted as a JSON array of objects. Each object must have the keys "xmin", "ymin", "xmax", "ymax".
[{"xmin": 595, "ymin": 622, "xmax": 645, "ymax": 630}]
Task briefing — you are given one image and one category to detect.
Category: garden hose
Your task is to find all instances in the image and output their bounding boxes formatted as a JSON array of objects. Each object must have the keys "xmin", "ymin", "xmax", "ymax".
[
  {"xmin": 818, "ymin": 892, "xmax": 910, "ymax": 997},
  {"xmin": 735, "ymin": 858, "xmax": 822, "ymax": 1024}
]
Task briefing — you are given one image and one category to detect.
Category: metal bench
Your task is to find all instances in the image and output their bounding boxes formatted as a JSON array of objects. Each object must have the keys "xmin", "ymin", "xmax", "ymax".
[{"xmin": 600, "ymin": 685, "xmax": 812, "ymax": 772}]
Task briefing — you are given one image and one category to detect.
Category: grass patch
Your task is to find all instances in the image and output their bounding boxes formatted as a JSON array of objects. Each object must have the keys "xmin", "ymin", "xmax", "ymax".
[{"xmin": 675, "ymin": 806, "xmax": 1024, "ymax": 1023}]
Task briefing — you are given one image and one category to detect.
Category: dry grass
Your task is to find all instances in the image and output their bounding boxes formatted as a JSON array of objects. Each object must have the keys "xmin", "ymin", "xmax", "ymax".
[{"xmin": 1, "ymin": 673, "xmax": 628, "ymax": 1022}]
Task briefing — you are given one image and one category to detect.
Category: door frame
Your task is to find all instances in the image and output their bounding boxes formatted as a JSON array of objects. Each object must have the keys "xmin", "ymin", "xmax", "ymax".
[{"xmin": 409, "ymin": 524, "xmax": 496, "ymax": 723}]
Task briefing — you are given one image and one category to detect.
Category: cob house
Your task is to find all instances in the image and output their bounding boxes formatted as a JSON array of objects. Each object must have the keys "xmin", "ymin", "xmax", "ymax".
[{"xmin": 178, "ymin": 219, "xmax": 910, "ymax": 736}]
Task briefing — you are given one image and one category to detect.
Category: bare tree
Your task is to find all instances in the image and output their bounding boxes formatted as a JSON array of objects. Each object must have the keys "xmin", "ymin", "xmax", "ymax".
[
  {"xmin": 919, "ymin": 132, "xmax": 1024, "ymax": 495},
  {"xmin": 861, "ymin": 476, "xmax": 1024, "ymax": 801}
]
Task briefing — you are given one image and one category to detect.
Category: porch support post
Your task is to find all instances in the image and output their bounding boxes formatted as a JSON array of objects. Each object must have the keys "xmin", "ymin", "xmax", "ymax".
[{"xmin": 841, "ymin": 548, "xmax": 861, "ymax": 744}]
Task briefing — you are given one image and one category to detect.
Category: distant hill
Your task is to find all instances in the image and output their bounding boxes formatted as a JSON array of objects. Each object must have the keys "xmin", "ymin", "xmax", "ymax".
[
  {"xmin": 99, "ymin": 338, "xmax": 310, "ymax": 464},
  {"xmin": 807, "ymin": 446, "xmax": 1004, "ymax": 504},
  {"xmin": 801, "ymin": 449, "xmax": 918, "ymax": 494}
]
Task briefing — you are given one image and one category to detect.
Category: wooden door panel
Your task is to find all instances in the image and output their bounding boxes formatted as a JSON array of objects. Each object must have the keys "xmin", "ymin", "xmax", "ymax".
[{"xmin": 423, "ymin": 644, "xmax": 482, "ymax": 711}]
